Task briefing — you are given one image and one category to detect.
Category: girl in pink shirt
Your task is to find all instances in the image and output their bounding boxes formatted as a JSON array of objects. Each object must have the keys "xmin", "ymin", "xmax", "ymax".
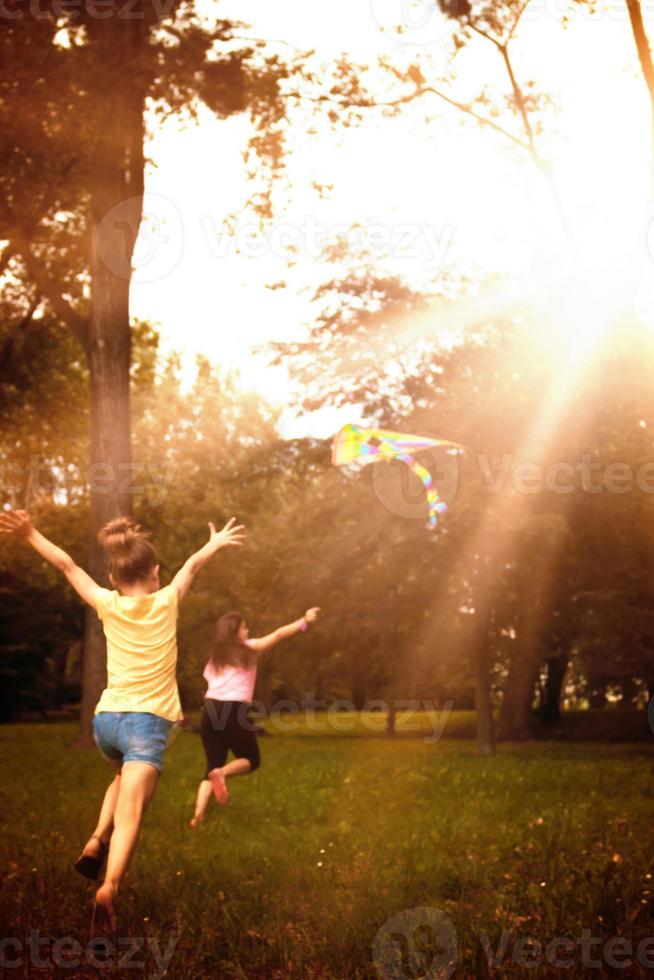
[{"xmin": 190, "ymin": 606, "xmax": 319, "ymax": 826}]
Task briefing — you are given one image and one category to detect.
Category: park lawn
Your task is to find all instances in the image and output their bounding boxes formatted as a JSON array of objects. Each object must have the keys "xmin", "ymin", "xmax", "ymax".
[{"xmin": 1, "ymin": 723, "xmax": 654, "ymax": 978}]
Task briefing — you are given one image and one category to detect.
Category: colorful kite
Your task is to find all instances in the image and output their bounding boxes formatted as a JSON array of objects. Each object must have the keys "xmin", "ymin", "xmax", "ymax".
[{"xmin": 331, "ymin": 423, "xmax": 460, "ymax": 527}]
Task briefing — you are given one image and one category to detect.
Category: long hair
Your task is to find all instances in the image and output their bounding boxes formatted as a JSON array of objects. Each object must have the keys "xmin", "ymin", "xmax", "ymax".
[
  {"xmin": 98, "ymin": 518, "xmax": 158, "ymax": 587},
  {"xmin": 208, "ymin": 612, "xmax": 256, "ymax": 670}
]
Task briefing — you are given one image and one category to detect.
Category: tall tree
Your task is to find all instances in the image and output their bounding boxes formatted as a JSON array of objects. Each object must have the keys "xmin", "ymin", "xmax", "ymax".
[
  {"xmin": 0, "ymin": 5, "xmax": 288, "ymax": 739},
  {"xmin": 624, "ymin": 0, "xmax": 654, "ymax": 191}
]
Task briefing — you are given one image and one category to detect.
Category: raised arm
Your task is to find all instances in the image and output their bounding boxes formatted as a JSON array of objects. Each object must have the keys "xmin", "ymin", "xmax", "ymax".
[
  {"xmin": 171, "ymin": 517, "xmax": 246, "ymax": 602},
  {"xmin": 249, "ymin": 607, "xmax": 320, "ymax": 654},
  {"xmin": 0, "ymin": 509, "xmax": 104, "ymax": 609}
]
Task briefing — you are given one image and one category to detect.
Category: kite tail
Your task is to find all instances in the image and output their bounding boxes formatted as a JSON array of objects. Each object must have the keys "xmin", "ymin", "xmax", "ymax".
[{"xmin": 396, "ymin": 453, "xmax": 448, "ymax": 527}]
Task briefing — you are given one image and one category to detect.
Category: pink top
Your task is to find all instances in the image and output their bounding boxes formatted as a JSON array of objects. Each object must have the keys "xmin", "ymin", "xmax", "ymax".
[{"xmin": 203, "ymin": 641, "xmax": 258, "ymax": 702}]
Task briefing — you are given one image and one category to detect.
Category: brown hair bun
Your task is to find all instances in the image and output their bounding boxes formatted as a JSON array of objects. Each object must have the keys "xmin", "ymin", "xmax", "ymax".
[
  {"xmin": 98, "ymin": 518, "xmax": 158, "ymax": 586},
  {"xmin": 99, "ymin": 518, "xmax": 149, "ymax": 552}
]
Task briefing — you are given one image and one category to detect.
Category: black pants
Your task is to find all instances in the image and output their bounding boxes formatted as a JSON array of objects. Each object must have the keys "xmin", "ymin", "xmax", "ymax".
[{"xmin": 201, "ymin": 699, "xmax": 260, "ymax": 778}]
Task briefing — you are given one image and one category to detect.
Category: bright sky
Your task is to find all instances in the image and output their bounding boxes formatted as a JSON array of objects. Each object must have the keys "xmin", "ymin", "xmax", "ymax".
[{"xmin": 130, "ymin": 0, "xmax": 654, "ymax": 436}]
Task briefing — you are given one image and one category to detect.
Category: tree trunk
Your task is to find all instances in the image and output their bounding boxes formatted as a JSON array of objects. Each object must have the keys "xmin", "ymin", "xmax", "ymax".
[
  {"xmin": 537, "ymin": 654, "xmax": 568, "ymax": 723},
  {"xmin": 498, "ymin": 515, "xmax": 568, "ymax": 742},
  {"xmin": 474, "ymin": 640, "xmax": 495, "ymax": 756},
  {"xmin": 386, "ymin": 701, "xmax": 396, "ymax": 736},
  {"xmin": 78, "ymin": 332, "xmax": 133, "ymax": 742},
  {"xmin": 498, "ymin": 601, "xmax": 542, "ymax": 741},
  {"xmin": 626, "ymin": 0, "xmax": 654, "ymax": 174},
  {"xmin": 77, "ymin": 32, "xmax": 145, "ymax": 743},
  {"xmin": 498, "ymin": 653, "xmax": 540, "ymax": 741}
]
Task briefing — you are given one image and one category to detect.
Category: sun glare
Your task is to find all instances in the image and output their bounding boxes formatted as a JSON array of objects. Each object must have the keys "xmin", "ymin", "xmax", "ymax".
[{"xmin": 124, "ymin": 0, "xmax": 654, "ymax": 428}]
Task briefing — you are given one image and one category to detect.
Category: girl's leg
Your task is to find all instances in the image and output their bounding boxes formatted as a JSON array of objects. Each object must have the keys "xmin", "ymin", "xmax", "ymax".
[
  {"xmin": 95, "ymin": 762, "xmax": 159, "ymax": 928},
  {"xmin": 210, "ymin": 703, "xmax": 261, "ymax": 804},
  {"xmin": 190, "ymin": 779, "xmax": 213, "ymax": 828},
  {"xmin": 219, "ymin": 758, "xmax": 253, "ymax": 778},
  {"xmin": 208, "ymin": 758, "xmax": 253, "ymax": 806},
  {"xmin": 208, "ymin": 767, "xmax": 230, "ymax": 805},
  {"xmin": 200, "ymin": 700, "xmax": 230, "ymax": 807},
  {"xmin": 80, "ymin": 766, "xmax": 122, "ymax": 857}
]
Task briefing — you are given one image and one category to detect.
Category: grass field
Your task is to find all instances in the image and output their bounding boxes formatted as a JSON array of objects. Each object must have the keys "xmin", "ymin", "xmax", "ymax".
[{"xmin": 1, "ymin": 720, "xmax": 654, "ymax": 978}]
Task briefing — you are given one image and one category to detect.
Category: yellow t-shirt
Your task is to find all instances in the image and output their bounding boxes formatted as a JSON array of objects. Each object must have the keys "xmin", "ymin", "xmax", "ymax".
[{"xmin": 94, "ymin": 584, "xmax": 183, "ymax": 722}]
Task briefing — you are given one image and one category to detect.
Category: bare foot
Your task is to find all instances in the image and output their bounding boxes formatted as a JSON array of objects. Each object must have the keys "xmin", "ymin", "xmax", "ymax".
[
  {"xmin": 92, "ymin": 882, "xmax": 117, "ymax": 936},
  {"xmin": 190, "ymin": 812, "xmax": 204, "ymax": 828},
  {"xmin": 209, "ymin": 770, "xmax": 230, "ymax": 806}
]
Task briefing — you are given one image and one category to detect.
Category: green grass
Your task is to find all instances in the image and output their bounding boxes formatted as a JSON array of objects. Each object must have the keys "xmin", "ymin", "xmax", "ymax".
[
  {"xmin": 259, "ymin": 707, "xmax": 477, "ymax": 740},
  {"xmin": 1, "ymin": 722, "xmax": 654, "ymax": 977}
]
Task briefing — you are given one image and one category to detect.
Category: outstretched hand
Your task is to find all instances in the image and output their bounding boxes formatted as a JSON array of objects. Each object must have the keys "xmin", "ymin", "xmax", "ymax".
[
  {"xmin": 304, "ymin": 607, "xmax": 320, "ymax": 623},
  {"xmin": 209, "ymin": 517, "xmax": 246, "ymax": 550},
  {"xmin": 0, "ymin": 510, "xmax": 34, "ymax": 539}
]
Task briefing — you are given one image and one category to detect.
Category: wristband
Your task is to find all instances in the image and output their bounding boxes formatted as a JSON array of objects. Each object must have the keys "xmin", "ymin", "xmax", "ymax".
[{"xmin": 299, "ymin": 618, "xmax": 308, "ymax": 632}]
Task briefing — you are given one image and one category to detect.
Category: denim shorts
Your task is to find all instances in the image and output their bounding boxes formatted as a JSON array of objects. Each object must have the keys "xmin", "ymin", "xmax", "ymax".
[{"xmin": 93, "ymin": 712, "xmax": 175, "ymax": 773}]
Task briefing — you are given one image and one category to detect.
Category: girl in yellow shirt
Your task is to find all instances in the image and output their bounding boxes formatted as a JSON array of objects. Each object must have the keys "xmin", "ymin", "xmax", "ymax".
[{"xmin": 0, "ymin": 509, "xmax": 245, "ymax": 937}]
